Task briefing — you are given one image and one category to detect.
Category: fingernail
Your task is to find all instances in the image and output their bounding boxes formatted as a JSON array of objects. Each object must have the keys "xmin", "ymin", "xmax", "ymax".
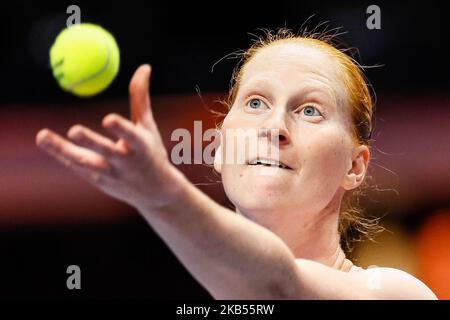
[
  {"xmin": 106, "ymin": 121, "xmax": 117, "ymax": 129},
  {"xmin": 39, "ymin": 139, "xmax": 51, "ymax": 148},
  {"xmin": 69, "ymin": 130, "xmax": 82, "ymax": 140}
]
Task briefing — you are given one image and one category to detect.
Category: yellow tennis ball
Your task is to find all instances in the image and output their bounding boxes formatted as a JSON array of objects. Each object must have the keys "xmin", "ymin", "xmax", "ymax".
[{"xmin": 49, "ymin": 23, "xmax": 120, "ymax": 97}]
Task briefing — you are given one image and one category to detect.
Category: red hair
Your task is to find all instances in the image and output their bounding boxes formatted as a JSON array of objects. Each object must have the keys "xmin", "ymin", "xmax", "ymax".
[{"xmin": 221, "ymin": 27, "xmax": 382, "ymax": 253}]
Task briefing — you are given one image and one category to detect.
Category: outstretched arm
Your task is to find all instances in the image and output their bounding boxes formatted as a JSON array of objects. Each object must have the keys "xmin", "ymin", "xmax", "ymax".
[
  {"xmin": 136, "ymin": 171, "xmax": 437, "ymax": 300},
  {"xmin": 36, "ymin": 65, "xmax": 437, "ymax": 300}
]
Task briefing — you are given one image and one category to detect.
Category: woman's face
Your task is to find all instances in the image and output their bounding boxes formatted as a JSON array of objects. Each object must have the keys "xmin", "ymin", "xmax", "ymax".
[{"xmin": 215, "ymin": 41, "xmax": 364, "ymax": 223}]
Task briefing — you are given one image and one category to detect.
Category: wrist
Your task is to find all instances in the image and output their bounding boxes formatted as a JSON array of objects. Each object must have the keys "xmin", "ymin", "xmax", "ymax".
[{"xmin": 132, "ymin": 164, "xmax": 190, "ymax": 214}]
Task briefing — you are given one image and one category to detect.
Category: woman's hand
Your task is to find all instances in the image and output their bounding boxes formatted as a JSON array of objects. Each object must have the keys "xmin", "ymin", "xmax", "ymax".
[{"xmin": 35, "ymin": 64, "xmax": 185, "ymax": 211}]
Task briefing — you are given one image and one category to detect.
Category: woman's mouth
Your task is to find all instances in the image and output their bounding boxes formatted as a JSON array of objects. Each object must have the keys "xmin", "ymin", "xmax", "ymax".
[{"xmin": 247, "ymin": 157, "xmax": 292, "ymax": 170}]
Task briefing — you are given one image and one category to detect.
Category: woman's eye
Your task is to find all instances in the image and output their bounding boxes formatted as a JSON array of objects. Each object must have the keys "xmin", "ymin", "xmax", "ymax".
[
  {"xmin": 247, "ymin": 98, "xmax": 265, "ymax": 110},
  {"xmin": 302, "ymin": 106, "xmax": 321, "ymax": 117}
]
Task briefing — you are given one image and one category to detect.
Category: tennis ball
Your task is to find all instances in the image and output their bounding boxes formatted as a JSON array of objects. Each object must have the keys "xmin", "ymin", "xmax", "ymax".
[{"xmin": 49, "ymin": 23, "xmax": 120, "ymax": 97}]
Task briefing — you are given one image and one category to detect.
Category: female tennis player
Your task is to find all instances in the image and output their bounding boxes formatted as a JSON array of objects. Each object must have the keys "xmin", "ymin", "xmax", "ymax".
[{"xmin": 35, "ymin": 29, "xmax": 437, "ymax": 299}]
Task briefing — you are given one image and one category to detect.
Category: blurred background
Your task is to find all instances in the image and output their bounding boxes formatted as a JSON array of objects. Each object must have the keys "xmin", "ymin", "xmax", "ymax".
[{"xmin": 0, "ymin": 0, "xmax": 449, "ymax": 299}]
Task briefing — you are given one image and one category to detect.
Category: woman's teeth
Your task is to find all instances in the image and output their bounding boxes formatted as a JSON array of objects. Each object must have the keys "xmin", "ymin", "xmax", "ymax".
[{"xmin": 248, "ymin": 159, "xmax": 289, "ymax": 169}]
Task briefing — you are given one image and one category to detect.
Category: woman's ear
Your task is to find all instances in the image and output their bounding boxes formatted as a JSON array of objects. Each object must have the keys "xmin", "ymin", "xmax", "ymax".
[{"xmin": 341, "ymin": 145, "xmax": 370, "ymax": 190}]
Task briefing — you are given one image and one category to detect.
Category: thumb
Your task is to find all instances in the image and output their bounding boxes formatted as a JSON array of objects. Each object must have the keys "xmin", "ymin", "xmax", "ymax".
[{"xmin": 129, "ymin": 64, "xmax": 156, "ymax": 130}]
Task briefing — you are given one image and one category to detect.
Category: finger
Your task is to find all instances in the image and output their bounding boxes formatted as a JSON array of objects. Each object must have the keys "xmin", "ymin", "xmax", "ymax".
[
  {"xmin": 67, "ymin": 124, "xmax": 128, "ymax": 158},
  {"xmin": 129, "ymin": 64, "xmax": 157, "ymax": 130},
  {"xmin": 36, "ymin": 128, "xmax": 112, "ymax": 175},
  {"xmin": 54, "ymin": 152, "xmax": 110, "ymax": 187},
  {"xmin": 102, "ymin": 113, "xmax": 143, "ymax": 150}
]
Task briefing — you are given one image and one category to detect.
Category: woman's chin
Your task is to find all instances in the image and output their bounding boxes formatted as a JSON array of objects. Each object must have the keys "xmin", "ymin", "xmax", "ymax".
[
  {"xmin": 234, "ymin": 189, "xmax": 285, "ymax": 212},
  {"xmin": 223, "ymin": 166, "xmax": 297, "ymax": 210},
  {"xmin": 243, "ymin": 165, "xmax": 295, "ymax": 186},
  {"xmin": 247, "ymin": 170, "xmax": 294, "ymax": 192}
]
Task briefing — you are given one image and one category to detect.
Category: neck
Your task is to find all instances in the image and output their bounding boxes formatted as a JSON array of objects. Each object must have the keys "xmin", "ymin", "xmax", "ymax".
[{"xmin": 236, "ymin": 192, "xmax": 353, "ymax": 272}]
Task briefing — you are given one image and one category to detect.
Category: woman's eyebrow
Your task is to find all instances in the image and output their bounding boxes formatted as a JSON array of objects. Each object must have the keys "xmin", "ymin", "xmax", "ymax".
[
  {"xmin": 293, "ymin": 85, "xmax": 338, "ymax": 107},
  {"xmin": 239, "ymin": 78, "xmax": 275, "ymax": 91},
  {"xmin": 238, "ymin": 77, "xmax": 341, "ymax": 110},
  {"xmin": 237, "ymin": 79, "xmax": 277, "ymax": 101}
]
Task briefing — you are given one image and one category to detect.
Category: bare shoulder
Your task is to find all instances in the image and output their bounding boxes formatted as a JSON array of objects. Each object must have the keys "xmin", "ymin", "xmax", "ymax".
[
  {"xmin": 352, "ymin": 266, "xmax": 438, "ymax": 300},
  {"xmin": 293, "ymin": 259, "xmax": 437, "ymax": 299}
]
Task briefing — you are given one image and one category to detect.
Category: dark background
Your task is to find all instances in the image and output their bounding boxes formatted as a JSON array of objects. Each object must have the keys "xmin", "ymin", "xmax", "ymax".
[
  {"xmin": 1, "ymin": 1, "xmax": 449, "ymax": 299},
  {"xmin": 2, "ymin": 0, "xmax": 449, "ymax": 103}
]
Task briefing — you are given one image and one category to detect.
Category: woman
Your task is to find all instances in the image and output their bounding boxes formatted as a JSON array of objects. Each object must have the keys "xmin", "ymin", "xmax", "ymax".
[{"xmin": 35, "ymin": 28, "xmax": 437, "ymax": 299}]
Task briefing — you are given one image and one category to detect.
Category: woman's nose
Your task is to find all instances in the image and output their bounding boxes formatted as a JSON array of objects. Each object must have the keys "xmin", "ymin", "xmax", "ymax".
[{"xmin": 258, "ymin": 110, "xmax": 291, "ymax": 146}]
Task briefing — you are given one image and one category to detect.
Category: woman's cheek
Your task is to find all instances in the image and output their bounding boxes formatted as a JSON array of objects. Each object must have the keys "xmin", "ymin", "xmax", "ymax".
[{"xmin": 305, "ymin": 128, "xmax": 348, "ymax": 177}]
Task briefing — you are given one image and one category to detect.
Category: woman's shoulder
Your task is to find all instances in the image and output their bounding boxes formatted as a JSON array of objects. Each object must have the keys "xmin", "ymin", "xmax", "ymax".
[{"xmin": 349, "ymin": 265, "xmax": 438, "ymax": 299}]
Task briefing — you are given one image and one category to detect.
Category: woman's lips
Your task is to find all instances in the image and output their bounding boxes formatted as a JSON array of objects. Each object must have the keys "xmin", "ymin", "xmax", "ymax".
[
  {"xmin": 247, "ymin": 157, "xmax": 292, "ymax": 169},
  {"xmin": 246, "ymin": 164, "xmax": 293, "ymax": 177}
]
